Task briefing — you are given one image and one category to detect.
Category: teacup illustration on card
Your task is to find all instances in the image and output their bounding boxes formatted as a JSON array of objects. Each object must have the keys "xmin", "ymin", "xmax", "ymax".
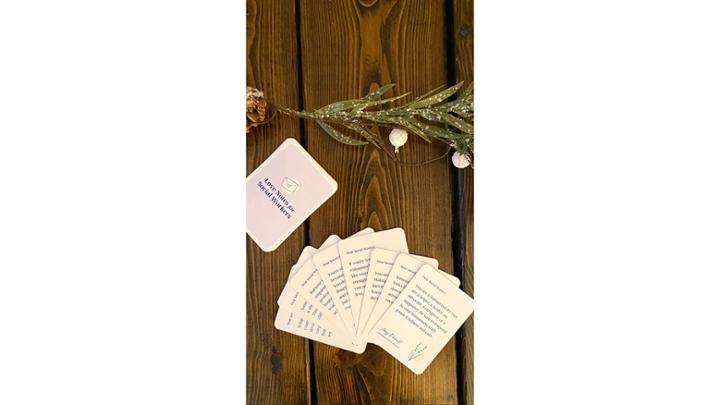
[{"xmin": 281, "ymin": 177, "xmax": 299, "ymax": 193}]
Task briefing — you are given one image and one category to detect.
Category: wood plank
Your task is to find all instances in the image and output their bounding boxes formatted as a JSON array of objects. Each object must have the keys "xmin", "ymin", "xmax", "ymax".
[
  {"xmin": 451, "ymin": 0, "xmax": 475, "ymax": 403},
  {"xmin": 246, "ymin": 1, "xmax": 309, "ymax": 404},
  {"xmin": 298, "ymin": 0, "xmax": 458, "ymax": 403}
]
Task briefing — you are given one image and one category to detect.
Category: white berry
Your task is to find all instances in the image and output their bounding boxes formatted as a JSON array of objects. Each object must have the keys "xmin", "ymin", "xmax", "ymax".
[
  {"xmin": 389, "ymin": 128, "xmax": 408, "ymax": 153},
  {"xmin": 452, "ymin": 151, "xmax": 472, "ymax": 168}
]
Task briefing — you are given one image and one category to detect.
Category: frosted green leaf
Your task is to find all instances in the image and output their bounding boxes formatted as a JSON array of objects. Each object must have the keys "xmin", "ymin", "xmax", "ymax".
[
  {"xmin": 277, "ymin": 81, "xmax": 473, "ymax": 162},
  {"xmin": 317, "ymin": 121, "xmax": 367, "ymax": 146},
  {"xmin": 409, "ymin": 82, "xmax": 464, "ymax": 108},
  {"xmin": 316, "ymin": 99, "xmax": 369, "ymax": 113},
  {"xmin": 417, "ymin": 109, "xmax": 474, "ymax": 135},
  {"xmin": 365, "ymin": 84, "xmax": 395, "ymax": 100},
  {"xmin": 408, "ymin": 84, "xmax": 446, "ymax": 105},
  {"xmin": 345, "ymin": 123, "xmax": 380, "ymax": 148}
]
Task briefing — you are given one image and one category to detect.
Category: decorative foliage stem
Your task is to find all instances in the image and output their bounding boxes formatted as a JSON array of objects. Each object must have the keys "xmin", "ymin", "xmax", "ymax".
[{"xmin": 277, "ymin": 82, "xmax": 474, "ymax": 162}]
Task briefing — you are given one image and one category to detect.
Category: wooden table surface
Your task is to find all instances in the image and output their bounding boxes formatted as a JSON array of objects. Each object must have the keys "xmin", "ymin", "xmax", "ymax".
[{"xmin": 247, "ymin": 1, "xmax": 473, "ymax": 403}]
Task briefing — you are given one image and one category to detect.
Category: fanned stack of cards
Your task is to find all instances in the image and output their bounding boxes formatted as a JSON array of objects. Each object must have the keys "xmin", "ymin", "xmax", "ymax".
[{"xmin": 274, "ymin": 227, "xmax": 474, "ymax": 375}]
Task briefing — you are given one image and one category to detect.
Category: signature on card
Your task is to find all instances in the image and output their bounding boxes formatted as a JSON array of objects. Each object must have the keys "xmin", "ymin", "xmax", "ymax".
[
  {"xmin": 378, "ymin": 328, "xmax": 403, "ymax": 348},
  {"xmin": 408, "ymin": 343, "xmax": 427, "ymax": 361}
]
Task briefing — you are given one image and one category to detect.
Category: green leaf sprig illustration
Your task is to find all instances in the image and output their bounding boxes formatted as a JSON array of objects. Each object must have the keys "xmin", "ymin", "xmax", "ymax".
[{"xmin": 408, "ymin": 343, "xmax": 428, "ymax": 361}]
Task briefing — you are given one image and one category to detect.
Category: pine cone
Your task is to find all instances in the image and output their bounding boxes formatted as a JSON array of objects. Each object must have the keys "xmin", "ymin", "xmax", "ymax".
[{"xmin": 246, "ymin": 86, "xmax": 268, "ymax": 133}]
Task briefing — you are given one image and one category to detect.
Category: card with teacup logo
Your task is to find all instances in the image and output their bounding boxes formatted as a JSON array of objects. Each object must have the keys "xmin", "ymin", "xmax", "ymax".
[{"xmin": 246, "ymin": 138, "xmax": 337, "ymax": 252}]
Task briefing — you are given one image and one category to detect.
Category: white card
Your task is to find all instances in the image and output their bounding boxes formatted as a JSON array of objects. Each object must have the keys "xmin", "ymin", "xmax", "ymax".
[
  {"xmin": 368, "ymin": 265, "xmax": 474, "ymax": 375},
  {"xmin": 336, "ymin": 228, "xmax": 409, "ymax": 330},
  {"xmin": 246, "ymin": 138, "xmax": 337, "ymax": 252},
  {"xmin": 287, "ymin": 229, "xmax": 374, "ymax": 351},
  {"xmin": 362, "ymin": 253, "xmax": 460, "ymax": 339},
  {"xmin": 310, "ymin": 244, "xmax": 357, "ymax": 334},
  {"xmin": 274, "ymin": 307, "xmax": 361, "ymax": 352},
  {"xmin": 277, "ymin": 232, "xmax": 342, "ymax": 306},
  {"xmin": 278, "ymin": 229, "xmax": 371, "ymax": 322},
  {"xmin": 275, "ymin": 235, "xmax": 365, "ymax": 352},
  {"xmin": 355, "ymin": 249, "xmax": 439, "ymax": 339},
  {"xmin": 277, "ymin": 235, "xmax": 340, "ymax": 324},
  {"xmin": 288, "ymin": 258, "xmax": 349, "ymax": 335}
]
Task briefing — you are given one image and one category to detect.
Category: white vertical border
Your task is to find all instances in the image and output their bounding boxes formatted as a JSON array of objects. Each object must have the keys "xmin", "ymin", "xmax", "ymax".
[
  {"xmin": 0, "ymin": 0, "xmax": 247, "ymax": 403},
  {"xmin": 475, "ymin": 0, "xmax": 720, "ymax": 404}
]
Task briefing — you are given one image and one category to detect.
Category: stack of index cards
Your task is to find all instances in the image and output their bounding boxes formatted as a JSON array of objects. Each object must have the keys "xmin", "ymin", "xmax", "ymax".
[{"xmin": 275, "ymin": 227, "xmax": 474, "ymax": 375}]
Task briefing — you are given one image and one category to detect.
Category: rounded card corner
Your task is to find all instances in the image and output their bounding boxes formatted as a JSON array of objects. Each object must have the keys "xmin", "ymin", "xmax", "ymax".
[
  {"xmin": 281, "ymin": 137, "xmax": 301, "ymax": 148},
  {"xmin": 247, "ymin": 230, "xmax": 281, "ymax": 253},
  {"xmin": 259, "ymin": 243, "xmax": 279, "ymax": 253}
]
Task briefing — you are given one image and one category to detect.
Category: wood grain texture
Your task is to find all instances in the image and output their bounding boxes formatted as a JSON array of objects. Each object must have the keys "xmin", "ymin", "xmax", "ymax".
[
  {"xmin": 298, "ymin": 0, "xmax": 459, "ymax": 403},
  {"xmin": 246, "ymin": 1, "xmax": 309, "ymax": 404},
  {"xmin": 451, "ymin": 0, "xmax": 474, "ymax": 403}
]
